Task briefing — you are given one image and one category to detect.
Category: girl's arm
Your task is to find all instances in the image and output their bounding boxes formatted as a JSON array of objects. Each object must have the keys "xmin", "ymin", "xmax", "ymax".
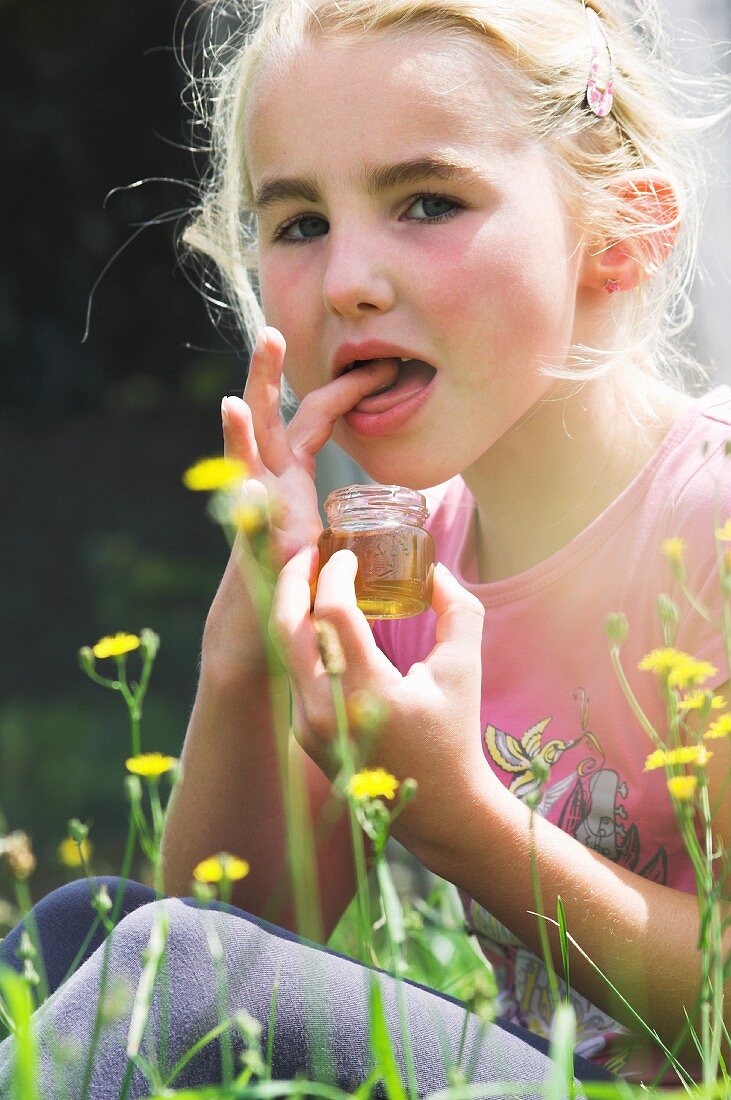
[
  {"xmin": 415, "ymin": 703, "xmax": 731, "ymax": 1062},
  {"xmin": 159, "ymin": 568, "xmax": 362, "ymax": 940}
]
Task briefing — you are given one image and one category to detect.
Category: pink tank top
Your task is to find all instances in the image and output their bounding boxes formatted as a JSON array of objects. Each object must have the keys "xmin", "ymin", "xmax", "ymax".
[{"xmin": 371, "ymin": 386, "xmax": 731, "ymax": 1079}]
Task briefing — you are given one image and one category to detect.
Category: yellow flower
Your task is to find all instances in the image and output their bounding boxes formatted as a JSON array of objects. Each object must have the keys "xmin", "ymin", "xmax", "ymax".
[
  {"xmin": 638, "ymin": 648, "xmax": 689, "ymax": 676},
  {"xmin": 705, "ymin": 713, "xmax": 731, "ymax": 740},
  {"xmin": 182, "ymin": 457, "xmax": 247, "ymax": 492},
  {"xmin": 58, "ymin": 837, "xmax": 92, "ymax": 868},
  {"xmin": 661, "ymin": 538, "xmax": 685, "ymax": 565},
  {"xmin": 667, "ymin": 658, "xmax": 717, "ymax": 690},
  {"xmin": 667, "ymin": 775, "xmax": 698, "ymax": 802},
  {"xmin": 644, "ymin": 745, "xmax": 713, "ymax": 771},
  {"xmin": 193, "ymin": 853, "xmax": 250, "ymax": 884},
  {"xmin": 230, "ymin": 501, "xmax": 268, "ymax": 536},
  {"xmin": 347, "ymin": 767, "xmax": 400, "ymax": 802},
  {"xmin": 677, "ymin": 691, "xmax": 725, "ymax": 713},
  {"xmin": 715, "ymin": 520, "xmax": 731, "ymax": 542},
  {"xmin": 92, "ymin": 633, "xmax": 140, "ymax": 660},
  {"xmin": 678, "ymin": 691, "xmax": 706, "ymax": 711},
  {"xmin": 125, "ymin": 753, "xmax": 177, "ymax": 778}
]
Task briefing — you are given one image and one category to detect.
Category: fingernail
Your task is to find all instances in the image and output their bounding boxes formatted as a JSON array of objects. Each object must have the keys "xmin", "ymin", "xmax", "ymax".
[
  {"xmin": 254, "ymin": 329, "xmax": 266, "ymax": 355},
  {"xmin": 221, "ymin": 397, "xmax": 230, "ymax": 427}
]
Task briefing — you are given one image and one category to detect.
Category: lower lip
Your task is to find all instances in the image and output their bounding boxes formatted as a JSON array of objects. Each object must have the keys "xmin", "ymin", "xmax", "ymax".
[{"xmin": 343, "ymin": 374, "xmax": 438, "ymax": 438}]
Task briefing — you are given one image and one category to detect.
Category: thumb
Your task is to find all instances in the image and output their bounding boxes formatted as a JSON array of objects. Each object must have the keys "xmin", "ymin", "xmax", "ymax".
[{"xmin": 424, "ymin": 561, "xmax": 485, "ymax": 674}]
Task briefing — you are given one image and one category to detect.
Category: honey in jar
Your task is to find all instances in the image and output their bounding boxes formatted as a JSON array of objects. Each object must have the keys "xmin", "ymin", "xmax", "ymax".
[{"xmin": 315, "ymin": 485, "xmax": 434, "ymax": 619}]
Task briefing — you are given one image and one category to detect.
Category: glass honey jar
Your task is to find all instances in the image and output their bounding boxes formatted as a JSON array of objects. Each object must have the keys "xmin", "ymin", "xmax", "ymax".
[{"xmin": 315, "ymin": 485, "xmax": 435, "ymax": 619}]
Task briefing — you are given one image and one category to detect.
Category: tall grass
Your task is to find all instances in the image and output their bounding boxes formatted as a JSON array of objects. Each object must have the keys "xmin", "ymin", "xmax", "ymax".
[{"xmin": 0, "ymin": 461, "xmax": 727, "ymax": 1098}]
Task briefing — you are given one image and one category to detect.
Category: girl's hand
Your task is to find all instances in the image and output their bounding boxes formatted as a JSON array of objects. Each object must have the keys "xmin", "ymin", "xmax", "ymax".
[
  {"xmin": 270, "ymin": 545, "xmax": 494, "ymax": 865},
  {"xmin": 204, "ymin": 327, "xmax": 398, "ymax": 676},
  {"xmin": 222, "ymin": 327, "xmax": 399, "ymax": 569}
]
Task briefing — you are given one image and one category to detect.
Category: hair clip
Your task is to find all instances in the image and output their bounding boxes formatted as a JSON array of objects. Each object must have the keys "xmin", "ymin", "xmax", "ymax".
[{"xmin": 584, "ymin": 5, "xmax": 615, "ymax": 118}]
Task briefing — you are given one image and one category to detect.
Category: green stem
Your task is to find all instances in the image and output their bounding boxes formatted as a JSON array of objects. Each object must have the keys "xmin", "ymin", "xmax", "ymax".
[
  {"xmin": 82, "ymin": 808, "xmax": 141, "ymax": 1100},
  {"xmin": 148, "ymin": 780, "xmax": 165, "ymax": 897},
  {"xmin": 330, "ymin": 676, "xmax": 372, "ymax": 965},
  {"xmin": 528, "ymin": 810, "xmax": 560, "ymax": 1012},
  {"xmin": 373, "ymin": 851, "xmax": 418, "ymax": 1100},
  {"xmin": 698, "ymin": 775, "xmax": 723, "ymax": 1090},
  {"xmin": 609, "ymin": 647, "xmax": 663, "ymax": 749},
  {"xmin": 129, "ymin": 708, "xmax": 142, "ymax": 760},
  {"xmin": 13, "ymin": 879, "xmax": 50, "ymax": 1008}
]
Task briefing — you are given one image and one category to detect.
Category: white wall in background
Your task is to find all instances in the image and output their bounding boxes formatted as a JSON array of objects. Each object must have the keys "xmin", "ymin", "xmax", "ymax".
[{"xmin": 661, "ymin": 0, "xmax": 731, "ymax": 383}]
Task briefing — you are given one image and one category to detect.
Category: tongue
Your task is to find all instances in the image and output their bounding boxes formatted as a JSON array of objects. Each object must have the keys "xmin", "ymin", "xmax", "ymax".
[{"xmin": 353, "ymin": 359, "xmax": 436, "ymax": 414}]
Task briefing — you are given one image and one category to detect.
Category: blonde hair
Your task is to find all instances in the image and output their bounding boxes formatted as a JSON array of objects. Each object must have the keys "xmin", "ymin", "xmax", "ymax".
[{"xmin": 181, "ymin": 0, "xmax": 731, "ymax": 419}]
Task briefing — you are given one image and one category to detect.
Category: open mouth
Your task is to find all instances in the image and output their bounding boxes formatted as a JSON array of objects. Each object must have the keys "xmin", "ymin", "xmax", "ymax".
[{"xmin": 342, "ymin": 357, "xmax": 437, "ymax": 413}]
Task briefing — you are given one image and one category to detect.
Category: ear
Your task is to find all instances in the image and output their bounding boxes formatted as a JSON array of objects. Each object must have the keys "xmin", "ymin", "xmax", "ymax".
[{"xmin": 580, "ymin": 172, "xmax": 681, "ymax": 294}]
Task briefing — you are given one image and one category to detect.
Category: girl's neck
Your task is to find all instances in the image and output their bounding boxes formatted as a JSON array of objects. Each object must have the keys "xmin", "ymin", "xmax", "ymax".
[{"xmin": 463, "ymin": 372, "xmax": 696, "ymax": 585}]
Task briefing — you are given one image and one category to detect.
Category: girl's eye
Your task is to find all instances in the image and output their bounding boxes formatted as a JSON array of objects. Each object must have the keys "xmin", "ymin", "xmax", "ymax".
[{"xmin": 271, "ymin": 191, "xmax": 463, "ymax": 245}]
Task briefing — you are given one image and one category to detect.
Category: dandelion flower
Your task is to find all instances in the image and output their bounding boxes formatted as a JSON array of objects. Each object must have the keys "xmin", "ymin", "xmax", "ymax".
[
  {"xmin": 125, "ymin": 753, "xmax": 177, "ymax": 778},
  {"xmin": 347, "ymin": 768, "xmax": 400, "ymax": 802},
  {"xmin": 705, "ymin": 714, "xmax": 731, "ymax": 740},
  {"xmin": 678, "ymin": 691, "xmax": 706, "ymax": 711},
  {"xmin": 93, "ymin": 633, "xmax": 140, "ymax": 660},
  {"xmin": 58, "ymin": 837, "xmax": 92, "ymax": 868},
  {"xmin": 193, "ymin": 853, "xmax": 250, "ymax": 884},
  {"xmin": 229, "ymin": 501, "xmax": 269, "ymax": 536},
  {"xmin": 667, "ymin": 775, "xmax": 698, "ymax": 801},
  {"xmin": 182, "ymin": 457, "xmax": 247, "ymax": 492},
  {"xmin": 667, "ymin": 658, "xmax": 717, "ymax": 690},
  {"xmin": 661, "ymin": 538, "xmax": 685, "ymax": 566},
  {"xmin": 715, "ymin": 520, "xmax": 731, "ymax": 542},
  {"xmin": 638, "ymin": 648, "xmax": 689, "ymax": 676},
  {"xmin": 644, "ymin": 745, "xmax": 713, "ymax": 771}
]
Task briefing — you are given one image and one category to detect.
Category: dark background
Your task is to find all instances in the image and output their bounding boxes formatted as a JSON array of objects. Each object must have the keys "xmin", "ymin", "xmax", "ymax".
[
  {"xmin": 1, "ymin": 0, "xmax": 247, "ymax": 896},
  {"xmin": 1, "ymin": 0, "xmax": 729, "ymax": 906}
]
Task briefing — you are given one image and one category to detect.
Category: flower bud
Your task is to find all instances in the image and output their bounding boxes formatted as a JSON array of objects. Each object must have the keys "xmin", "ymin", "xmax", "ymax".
[
  {"xmin": 192, "ymin": 881, "xmax": 216, "ymax": 902},
  {"xmin": 314, "ymin": 619, "xmax": 346, "ymax": 677},
  {"xmin": 124, "ymin": 775, "xmax": 143, "ymax": 805},
  {"xmin": 15, "ymin": 930, "xmax": 36, "ymax": 962},
  {"xmin": 67, "ymin": 818, "xmax": 89, "ymax": 844},
  {"xmin": 605, "ymin": 613, "xmax": 629, "ymax": 646},
  {"xmin": 235, "ymin": 1010, "xmax": 262, "ymax": 1047},
  {"xmin": 22, "ymin": 960, "xmax": 40, "ymax": 987},
  {"xmin": 345, "ymin": 688, "xmax": 389, "ymax": 734},
  {"xmin": 101, "ymin": 978, "xmax": 134, "ymax": 1024},
  {"xmin": 656, "ymin": 594, "xmax": 680, "ymax": 631},
  {"xmin": 139, "ymin": 628, "xmax": 160, "ymax": 661},
  {"xmin": 530, "ymin": 756, "xmax": 551, "ymax": 787},
  {"xmin": 92, "ymin": 885, "xmax": 113, "ymax": 917},
  {"xmin": 0, "ymin": 831, "xmax": 36, "ymax": 880},
  {"xmin": 398, "ymin": 778, "xmax": 418, "ymax": 806},
  {"xmin": 78, "ymin": 646, "xmax": 95, "ymax": 676}
]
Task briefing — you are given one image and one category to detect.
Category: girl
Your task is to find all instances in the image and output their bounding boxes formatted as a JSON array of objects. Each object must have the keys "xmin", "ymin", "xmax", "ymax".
[{"xmin": 2, "ymin": 0, "xmax": 731, "ymax": 1094}]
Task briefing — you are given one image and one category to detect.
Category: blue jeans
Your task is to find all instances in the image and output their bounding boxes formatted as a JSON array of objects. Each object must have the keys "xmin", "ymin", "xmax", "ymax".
[{"xmin": 0, "ymin": 876, "xmax": 614, "ymax": 1098}]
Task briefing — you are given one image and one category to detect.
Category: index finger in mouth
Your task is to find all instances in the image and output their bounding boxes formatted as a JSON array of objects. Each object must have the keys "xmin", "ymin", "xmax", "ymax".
[{"xmin": 288, "ymin": 360, "xmax": 400, "ymax": 456}]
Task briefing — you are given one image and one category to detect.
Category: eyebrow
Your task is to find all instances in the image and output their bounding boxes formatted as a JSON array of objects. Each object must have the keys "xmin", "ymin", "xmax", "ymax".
[{"xmin": 253, "ymin": 153, "xmax": 484, "ymax": 212}]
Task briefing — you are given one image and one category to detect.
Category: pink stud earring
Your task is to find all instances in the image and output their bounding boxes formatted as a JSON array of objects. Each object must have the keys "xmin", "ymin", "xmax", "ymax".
[{"xmin": 604, "ymin": 279, "xmax": 621, "ymax": 294}]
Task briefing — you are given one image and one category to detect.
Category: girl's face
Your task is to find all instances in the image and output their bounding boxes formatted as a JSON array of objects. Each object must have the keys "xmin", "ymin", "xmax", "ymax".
[{"xmin": 246, "ymin": 29, "xmax": 586, "ymax": 489}]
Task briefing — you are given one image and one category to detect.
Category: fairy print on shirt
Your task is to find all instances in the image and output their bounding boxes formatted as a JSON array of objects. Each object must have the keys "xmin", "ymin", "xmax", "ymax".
[
  {"xmin": 460, "ymin": 688, "xmax": 668, "ymax": 1067},
  {"xmin": 483, "ymin": 688, "xmax": 667, "ymax": 882}
]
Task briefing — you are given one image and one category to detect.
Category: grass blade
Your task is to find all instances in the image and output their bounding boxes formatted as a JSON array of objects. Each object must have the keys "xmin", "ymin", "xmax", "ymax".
[
  {"xmin": 368, "ymin": 974, "xmax": 407, "ymax": 1100},
  {"xmin": 0, "ymin": 966, "xmax": 39, "ymax": 1100}
]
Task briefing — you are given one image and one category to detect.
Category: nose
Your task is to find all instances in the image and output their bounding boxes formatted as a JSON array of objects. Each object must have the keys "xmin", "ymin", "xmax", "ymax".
[{"xmin": 321, "ymin": 228, "xmax": 396, "ymax": 318}]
